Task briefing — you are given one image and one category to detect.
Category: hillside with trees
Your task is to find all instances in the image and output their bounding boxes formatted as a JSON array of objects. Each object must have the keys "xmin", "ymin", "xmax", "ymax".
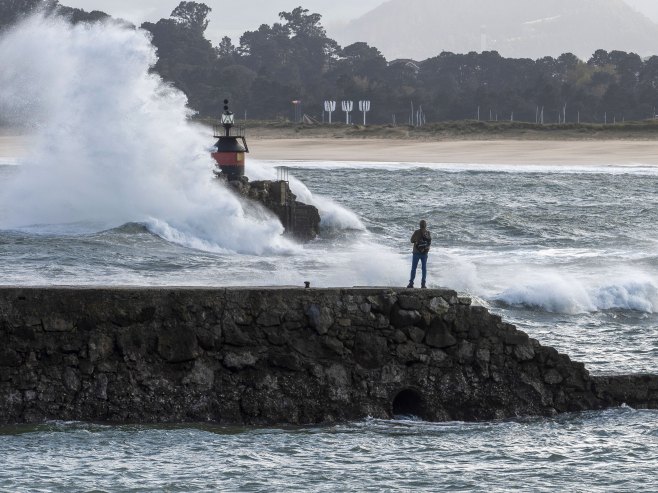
[
  {"xmin": 334, "ymin": 0, "xmax": 658, "ymax": 61},
  {"xmin": 3, "ymin": 0, "xmax": 658, "ymax": 126}
]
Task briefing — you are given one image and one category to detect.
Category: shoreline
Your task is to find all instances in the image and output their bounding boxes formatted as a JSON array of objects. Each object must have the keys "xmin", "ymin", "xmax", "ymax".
[
  {"xmin": 3, "ymin": 133, "xmax": 658, "ymax": 166},
  {"xmin": 248, "ymin": 138, "xmax": 658, "ymax": 165}
]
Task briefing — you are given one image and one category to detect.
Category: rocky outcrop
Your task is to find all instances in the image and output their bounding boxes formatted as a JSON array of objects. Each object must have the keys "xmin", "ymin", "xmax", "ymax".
[
  {"xmin": 0, "ymin": 287, "xmax": 655, "ymax": 425},
  {"xmin": 221, "ymin": 175, "xmax": 321, "ymax": 242}
]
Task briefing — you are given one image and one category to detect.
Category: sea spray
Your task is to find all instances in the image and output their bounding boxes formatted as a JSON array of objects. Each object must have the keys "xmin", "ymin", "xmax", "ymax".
[
  {"xmin": 247, "ymin": 159, "xmax": 366, "ymax": 231},
  {"xmin": 496, "ymin": 272, "xmax": 658, "ymax": 314},
  {"xmin": 0, "ymin": 16, "xmax": 293, "ymax": 255}
]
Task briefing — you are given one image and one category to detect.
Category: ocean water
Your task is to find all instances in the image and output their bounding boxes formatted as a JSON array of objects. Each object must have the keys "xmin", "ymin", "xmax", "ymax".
[
  {"xmin": 2, "ymin": 160, "xmax": 657, "ymax": 491},
  {"xmin": 1, "ymin": 14, "xmax": 657, "ymax": 493},
  {"xmin": 1, "ymin": 409, "xmax": 657, "ymax": 492}
]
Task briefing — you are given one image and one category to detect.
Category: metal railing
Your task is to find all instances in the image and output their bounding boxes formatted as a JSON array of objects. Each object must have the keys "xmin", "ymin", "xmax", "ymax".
[
  {"xmin": 276, "ymin": 166, "xmax": 289, "ymax": 182},
  {"xmin": 213, "ymin": 124, "xmax": 246, "ymax": 138}
]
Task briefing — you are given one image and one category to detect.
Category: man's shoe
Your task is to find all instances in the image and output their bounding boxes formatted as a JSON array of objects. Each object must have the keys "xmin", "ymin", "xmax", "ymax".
[
  {"xmin": 407, "ymin": 282, "xmax": 414, "ymax": 288},
  {"xmin": 421, "ymin": 284, "xmax": 427, "ymax": 289}
]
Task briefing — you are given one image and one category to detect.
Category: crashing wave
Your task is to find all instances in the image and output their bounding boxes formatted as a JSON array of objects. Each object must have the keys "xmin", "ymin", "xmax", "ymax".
[{"xmin": 496, "ymin": 276, "xmax": 658, "ymax": 314}]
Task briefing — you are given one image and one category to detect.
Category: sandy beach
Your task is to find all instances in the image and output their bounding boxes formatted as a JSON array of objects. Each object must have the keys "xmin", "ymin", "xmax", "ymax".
[
  {"xmin": 248, "ymin": 138, "xmax": 658, "ymax": 165},
  {"xmin": 0, "ymin": 135, "xmax": 27, "ymax": 159},
  {"xmin": 2, "ymin": 133, "xmax": 658, "ymax": 165}
]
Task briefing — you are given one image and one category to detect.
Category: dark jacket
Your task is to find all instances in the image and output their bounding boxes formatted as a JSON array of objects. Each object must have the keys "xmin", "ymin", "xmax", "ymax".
[{"xmin": 411, "ymin": 228, "xmax": 431, "ymax": 254}]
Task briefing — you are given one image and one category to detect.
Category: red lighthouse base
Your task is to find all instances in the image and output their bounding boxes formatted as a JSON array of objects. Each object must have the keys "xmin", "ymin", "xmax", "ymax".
[{"xmin": 212, "ymin": 151, "xmax": 245, "ymax": 180}]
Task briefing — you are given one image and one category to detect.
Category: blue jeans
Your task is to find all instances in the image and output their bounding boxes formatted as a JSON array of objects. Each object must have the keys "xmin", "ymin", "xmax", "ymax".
[{"xmin": 409, "ymin": 252, "xmax": 428, "ymax": 286}]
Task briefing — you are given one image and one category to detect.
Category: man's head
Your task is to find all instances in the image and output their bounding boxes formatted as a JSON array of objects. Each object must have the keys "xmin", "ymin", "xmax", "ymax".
[{"xmin": 419, "ymin": 220, "xmax": 427, "ymax": 229}]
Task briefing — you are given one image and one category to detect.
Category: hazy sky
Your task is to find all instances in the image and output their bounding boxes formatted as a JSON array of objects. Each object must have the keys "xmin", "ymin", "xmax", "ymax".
[
  {"xmin": 62, "ymin": 0, "xmax": 384, "ymax": 43},
  {"xmin": 624, "ymin": 0, "xmax": 658, "ymax": 22},
  {"xmin": 62, "ymin": 0, "xmax": 658, "ymax": 45}
]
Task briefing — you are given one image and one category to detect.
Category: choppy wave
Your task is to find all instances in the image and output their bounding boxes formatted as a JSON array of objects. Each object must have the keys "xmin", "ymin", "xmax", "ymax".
[
  {"xmin": 496, "ymin": 275, "xmax": 658, "ymax": 314},
  {"xmin": 248, "ymin": 160, "xmax": 366, "ymax": 231},
  {"xmin": 2, "ymin": 409, "xmax": 658, "ymax": 492},
  {"xmin": 275, "ymin": 160, "xmax": 658, "ymax": 176}
]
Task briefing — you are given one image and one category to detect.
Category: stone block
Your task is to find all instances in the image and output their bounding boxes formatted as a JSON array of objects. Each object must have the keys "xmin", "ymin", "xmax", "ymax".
[
  {"xmin": 354, "ymin": 332, "xmax": 389, "ymax": 369},
  {"xmin": 429, "ymin": 349, "xmax": 452, "ymax": 367},
  {"xmin": 390, "ymin": 308, "xmax": 422, "ymax": 329},
  {"xmin": 42, "ymin": 317, "xmax": 74, "ymax": 332},
  {"xmin": 63, "ymin": 367, "xmax": 81, "ymax": 392},
  {"xmin": 94, "ymin": 374, "xmax": 108, "ymax": 400},
  {"xmin": 321, "ymin": 336, "xmax": 346, "ymax": 356},
  {"xmin": 380, "ymin": 364, "xmax": 404, "ymax": 384},
  {"xmin": 97, "ymin": 361, "xmax": 118, "ymax": 373},
  {"xmin": 393, "ymin": 329, "xmax": 407, "ymax": 344},
  {"xmin": 398, "ymin": 295, "xmax": 422, "ymax": 311},
  {"xmin": 367, "ymin": 293, "xmax": 396, "ymax": 315},
  {"xmin": 468, "ymin": 327, "xmax": 480, "ymax": 340},
  {"xmin": 116, "ymin": 326, "xmax": 155, "ymax": 361},
  {"xmin": 406, "ymin": 327, "xmax": 425, "ymax": 344},
  {"xmin": 182, "ymin": 360, "xmax": 215, "ymax": 389},
  {"xmin": 88, "ymin": 334, "xmax": 114, "ymax": 363},
  {"xmin": 325, "ymin": 364, "xmax": 350, "ymax": 387},
  {"xmin": 543, "ymin": 369, "xmax": 563, "ymax": 385},
  {"xmin": 425, "ymin": 319, "xmax": 457, "ymax": 348},
  {"xmin": 305, "ymin": 304, "xmax": 333, "ymax": 335},
  {"xmin": 396, "ymin": 342, "xmax": 426, "ymax": 363},
  {"xmin": 256, "ymin": 312, "xmax": 281, "ymax": 327},
  {"xmin": 262, "ymin": 327, "xmax": 287, "ymax": 346},
  {"xmin": 268, "ymin": 352, "xmax": 301, "ymax": 371},
  {"xmin": 374, "ymin": 314, "xmax": 389, "ymax": 329},
  {"xmin": 476, "ymin": 348, "xmax": 491, "ymax": 363},
  {"xmin": 196, "ymin": 325, "xmax": 222, "ymax": 351},
  {"xmin": 457, "ymin": 341, "xmax": 475, "ymax": 363},
  {"xmin": 0, "ymin": 348, "xmax": 22, "ymax": 367},
  {"xmin": 504, "ymin": 331, "xmax": 530, "ymax": 346},
  {"xmin": 514, "ymin": 343, "xmax": 535, "ymax": 362},
  {"xmin": 428, "ymin": 297, "xmax": 450, "ymax": 315},
  {"xmin": 223, "ymin": 351, "xmax": 258, "ymax": 370},
  {"xmin": 157, "ymin": 329, "xmax": 199, "ymax": 363},
  {"xmin": 222, "ymin": 320, "xmax": 253, "ymax": 346}
]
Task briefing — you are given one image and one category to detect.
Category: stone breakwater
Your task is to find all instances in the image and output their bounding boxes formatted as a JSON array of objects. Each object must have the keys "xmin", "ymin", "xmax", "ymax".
[
  {"xmin": 0, "ymin": 287, "xmax": 656, "ymax": 425},
  {"xmin": 223, "ymin": 176, "xmax": 321, "ymax": 242}
]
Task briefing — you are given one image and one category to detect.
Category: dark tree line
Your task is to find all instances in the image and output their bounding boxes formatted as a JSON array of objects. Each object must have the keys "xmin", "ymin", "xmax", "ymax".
[
  {"xmin": 140, "ymin": 2, "xmax": 658, "ymax": 124},
  {"xmin": 4, "ymin": 0, "xmax": 658, "ymax": 124}
]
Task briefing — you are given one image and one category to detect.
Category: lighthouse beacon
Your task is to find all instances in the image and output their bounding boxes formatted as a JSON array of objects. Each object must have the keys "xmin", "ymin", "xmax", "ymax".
[{"xmin": 211, "ymin": 99, "xmax": 248, "ymax": 180}]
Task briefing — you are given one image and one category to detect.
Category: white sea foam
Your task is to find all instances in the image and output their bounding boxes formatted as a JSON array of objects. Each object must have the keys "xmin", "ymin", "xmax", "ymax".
[
  {"xmin": 275, "ymin": 160, "xmax": 658, "ymax": 176},
  {"xmin": 248, "ymin": 160, "xmax": 365, "ymax": 230},
  {"xmin": 0, "ymin": 16, "xmax": 295, "ymax": 255},
  {"xmin": 496, "ymin": 273, "xmax": 658, "ymax": 314},
  {"xmin": 435, "ymin": 252, "xmax": 483, "ymax": 293}
]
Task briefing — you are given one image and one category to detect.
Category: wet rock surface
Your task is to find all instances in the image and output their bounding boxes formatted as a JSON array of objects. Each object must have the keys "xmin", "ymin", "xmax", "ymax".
[
  {"xmin": 0, "ymin": 287, "xmax": 655, "ymax": 425},
  {"xmin": 220, "ymin": 175, "xmax": 321, "ymax": 241}
]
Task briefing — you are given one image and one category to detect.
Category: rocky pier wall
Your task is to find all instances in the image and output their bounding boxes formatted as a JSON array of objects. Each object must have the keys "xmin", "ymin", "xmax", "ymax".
[{"xmin": 0, "ymin": 287, "xmax": 656, "ymax": 425}]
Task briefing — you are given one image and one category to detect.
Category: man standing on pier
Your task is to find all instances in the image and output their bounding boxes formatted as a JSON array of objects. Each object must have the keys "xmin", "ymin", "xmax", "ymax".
[{"xmin": 407, "ymin": 219, "xmax": 431, "ymax": 289}]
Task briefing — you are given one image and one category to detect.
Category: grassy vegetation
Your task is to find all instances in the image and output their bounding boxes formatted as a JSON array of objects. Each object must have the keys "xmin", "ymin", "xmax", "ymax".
[{"xmin": 197, "ymin": 117, "xmax": 658, "ymax": 141}]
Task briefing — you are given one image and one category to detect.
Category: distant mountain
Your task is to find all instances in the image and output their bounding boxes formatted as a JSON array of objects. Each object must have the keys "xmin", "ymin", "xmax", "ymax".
[{"xmin": 332, "ymin": 0, "xmax": 658, "ymax": 61}]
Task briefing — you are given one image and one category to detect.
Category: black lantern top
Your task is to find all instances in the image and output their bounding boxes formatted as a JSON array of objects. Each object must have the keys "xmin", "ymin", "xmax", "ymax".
[{"xmin": 220, "ymin": 99, "xmax": 235, "ymax": 136}]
